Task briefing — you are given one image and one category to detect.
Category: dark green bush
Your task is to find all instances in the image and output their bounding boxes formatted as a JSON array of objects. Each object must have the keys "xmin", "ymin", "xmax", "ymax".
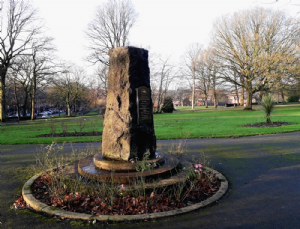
[
  {"xmin": 287, "ymin": 96, "xmax": 299, "ymax": 102},
  {"xmin": 162, "ymin": 96, "xmax": 174, "ymax": 113},
  {"xmin": 183, "ymin": 97, "xmax": 191, "ymax": 106}
]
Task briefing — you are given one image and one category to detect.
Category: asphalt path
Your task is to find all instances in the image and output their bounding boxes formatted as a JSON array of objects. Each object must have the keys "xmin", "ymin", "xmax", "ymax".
[{"xmin": 1, "ymin": 132, "xmax": 300, "ymax": 229}]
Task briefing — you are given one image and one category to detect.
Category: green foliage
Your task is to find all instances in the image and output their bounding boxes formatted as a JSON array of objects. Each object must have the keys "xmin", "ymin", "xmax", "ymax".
[
  {"xmin": 76, "ymin": 119, "xmax": 86, "ymax": 132},
  {"xmin": 48, "ymin": 121, "xmax": 57, "ymax": 136},
  {"xmin": 134, "ymin": 151, "xmax": 157, "ymax": 173},
  {"xmin": 61, "ymin": 122, "xmax": 68, "ymax": 134},
  {"xmin": 162, "ymin": 96, "xmax": 174, "ymax": 113},
  {"xmin": 260, "ymin": 93, "xmax": 275, "ymax": 123},
  {"xmin": 183, "ymin": 97, "xmax": 191, "ymax": 106},
  {"xmin": 288, "ymin": 95, "xmax": 299, "ymax": 102}
]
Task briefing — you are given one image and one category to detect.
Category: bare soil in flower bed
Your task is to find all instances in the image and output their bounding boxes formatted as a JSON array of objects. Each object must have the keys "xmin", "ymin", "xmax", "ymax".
[
  {"xmin": 241, "ymin": 121, "xmax": 294, "ymax": 128},
  {"xmin": 33, "ymin": 131, "xmax": 102, "ymax": 138},
  {"xmin": 20, "ymin": 171, "xmax": 221, "ymax": 216}
]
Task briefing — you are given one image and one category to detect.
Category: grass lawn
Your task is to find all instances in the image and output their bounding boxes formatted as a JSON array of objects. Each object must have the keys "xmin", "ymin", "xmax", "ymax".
[
  {"xmin": 175, "ymin": 105, "xmax": 217, "ymax": 111},
  {"xmin": 0, "ymin": 104, "xmax": 300, "ymax": 145}
]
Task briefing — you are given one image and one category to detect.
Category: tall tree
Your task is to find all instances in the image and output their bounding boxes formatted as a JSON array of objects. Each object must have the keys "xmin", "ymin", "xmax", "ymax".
[
  {"xmin": 7, "ymin": 37, "xmax": 56, "ymax": 120},
  {"xmin": 183, "ymin": 43, "xmax": 203, "ymax": 109},
  {"xmin": 197, "ymin": 53, "xmax": 211, "ymax": 108},
  {"xmin": 211, "ymin": 7, "xmax": 300, "ymax": 110},
  {"xmin": 95, "ymin": 63, "xmax": 109, "ymax": 99},
  {"xmin": 29, "ymin": 36, "xmax": 56, "ymax": 120},
  {"xmin": 201, "ymin": 48, "xmax": 222, "ymax": 108},
  {"xmin": 51, "ymin": 65, "xmax": 87, "ymax": 117},
  {"xmin": 151, "ymin": 56, "xmax": 177, "ymax": 113},
  {"xmin": 8, "ymin": 56, "xmax": 33, "ymax": 117},
  {"xmin": 85, "ymin": 0, "xmax": 138, "ymax": 66},
  {"xmin": 0, "ymin": 0, "xmax": 41, "ymax": 122}
]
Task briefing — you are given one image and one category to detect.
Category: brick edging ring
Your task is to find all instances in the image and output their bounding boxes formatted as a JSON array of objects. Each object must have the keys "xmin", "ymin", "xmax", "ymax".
[{"xmin": 22, "ymin": 167, "xmax": 228, "ymax": 221}]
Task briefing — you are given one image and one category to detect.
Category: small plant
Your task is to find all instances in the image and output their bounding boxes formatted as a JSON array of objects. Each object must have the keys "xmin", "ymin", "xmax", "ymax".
[
  {"xmin": 89, "ymin": 120, "xmax": 98, "ymax": 133},
  {"xmin": 61, "ymin": 122, "xmax": 68, "ymax": 134},
  {"xmin": 48, "ymin": 121, "xmax": 57, "ymax": 136},
  {"xmin": 166, "ymin": 132, "xmax": 190, "ymax": 157},
  {"xmin": 192, "ymin": 151, "xmax": 211, "ymax": 168},
  {"xmin": 77, "ymin": 119, "xmax": 86, "ymax": 132},
  {"xmin": 260, "ymin": 93, "xmax": 275, "ymax": 123},
  {"xmin": 135, "ymin": 151, "xmax": 157, "ymax": 173}
]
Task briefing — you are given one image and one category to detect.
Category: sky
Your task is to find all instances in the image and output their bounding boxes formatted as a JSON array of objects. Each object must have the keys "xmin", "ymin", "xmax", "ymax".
[{"xmin": 4, "ymin": 0, "xmax": 300, "ymax": 75}]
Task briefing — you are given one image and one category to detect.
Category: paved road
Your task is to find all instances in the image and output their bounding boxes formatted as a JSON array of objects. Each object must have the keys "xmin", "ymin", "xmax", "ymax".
[{"xmin": 0, "ymin": 132, "xmax": 300, "ymax": 229}]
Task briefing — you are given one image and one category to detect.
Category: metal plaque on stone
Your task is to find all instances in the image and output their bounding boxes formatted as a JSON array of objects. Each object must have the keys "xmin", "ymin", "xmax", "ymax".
[{"xmin": 136, "ymin": 86, "xmax": 151, "ymax": 125}]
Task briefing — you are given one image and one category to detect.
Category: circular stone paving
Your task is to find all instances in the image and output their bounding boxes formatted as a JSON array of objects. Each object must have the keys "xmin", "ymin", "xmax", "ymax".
[{"xmin": 22, "ymin": 167, "xmax": 228, "ymax": 221}]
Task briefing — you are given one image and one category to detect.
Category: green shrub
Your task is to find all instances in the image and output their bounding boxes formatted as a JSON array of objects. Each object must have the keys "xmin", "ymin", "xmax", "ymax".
[
  {"xmin": 287, "ymin": 95, "xmax": 299, "ymax": 102},
  {"xmin": 162, "ymin": 96, "xmax": 174, "ymax": 113},
  {"xmin": 260, "ymin": 93, "xmax": 275, "ymax": 123},
  {"xmin": 183, "ymin": 97, "xmax": 191, "ymax": 106}
]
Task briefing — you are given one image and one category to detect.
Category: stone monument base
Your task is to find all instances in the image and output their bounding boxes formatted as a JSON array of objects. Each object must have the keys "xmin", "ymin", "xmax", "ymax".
[{"xmin": 78, "ymin": 152, "xmax": 180, "ymax": 185}]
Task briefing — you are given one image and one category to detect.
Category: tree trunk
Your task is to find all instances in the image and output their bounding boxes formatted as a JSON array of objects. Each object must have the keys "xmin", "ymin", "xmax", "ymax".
[
  {"xmin": 66, "ymin": 103, "xmax": 71, "ymax": 116},
  {"xmin": 22, "ymin": 93, "xmax": 29, "ymax": 117},
  {"xmin": 13, "ymin": 82, "xmax": 20, "ymax": 122},
  {"xmin": 67, "ymin": 105, "xmax": 71, "ymax": 116},
  {"xmin": 31, "ymin": 73, "xmax": 37, "ymax": 120},
  {"xmin": 240, "ymin": 87, "xmax": 244, "ymax": 106},
  {"xmin": 0, "ymin": 80, "xmax": 5, "ymax": 122},
  {"xmin": 0, "ymin": 68, "xmax": 7, "ymax": 122},
  {"xmin": 244, "ymin": 90, "xmax": 253, "ymax": 110},
  {"xmin": 240, "ymin": 76, "xmax": 245, "ymax": 106},
  {"xmin": 281, "ymin": 90, "xmax": 285, "ymax": 104},
  {"xmin": 235, "ymin": 85, "xmax": 240, "ymax": 106},
  {"xmin": 205, "ymin": 96, "xmax": 208, "ymax": 108},
  {"xmin": 156, "ymin": 95, "xmax": 161, "ymax": 113},
  {"xmin": 156, "ymin": 85, "xmax": 162, "ymax": 113},
  {"xmin": 192, "ymin": 68, "xmax": 195, "ymax": 109},
  {"xmin": 213, "ymin": 90, "xmax": 218, "ymax": 109}
]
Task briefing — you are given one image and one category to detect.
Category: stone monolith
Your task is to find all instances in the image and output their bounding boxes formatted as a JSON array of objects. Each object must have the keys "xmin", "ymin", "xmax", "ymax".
[{"xmin": 102, "ymin": 47, "xmax": 156, "ymax": 161}]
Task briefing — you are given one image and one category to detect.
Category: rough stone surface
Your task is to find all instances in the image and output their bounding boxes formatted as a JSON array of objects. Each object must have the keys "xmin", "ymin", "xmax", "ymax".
[{"xmin": 102, "ymin": 47, "xmax": 156, "ymax": 161}]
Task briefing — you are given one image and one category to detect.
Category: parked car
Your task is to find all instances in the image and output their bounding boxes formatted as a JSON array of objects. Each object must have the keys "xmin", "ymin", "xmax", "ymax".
[
  {"xmin": 42, "ymin": 114, "xmax": 49, "ymax": 118},
  {"xmin": 40, "ymin": 111, "xmax": 50, "ymax": 115}
]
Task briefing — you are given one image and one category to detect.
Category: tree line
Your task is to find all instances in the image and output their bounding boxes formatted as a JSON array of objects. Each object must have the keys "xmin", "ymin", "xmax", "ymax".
[{"xmin": 1, "ymin": 0, "xmax": 300, "ymax": 122}]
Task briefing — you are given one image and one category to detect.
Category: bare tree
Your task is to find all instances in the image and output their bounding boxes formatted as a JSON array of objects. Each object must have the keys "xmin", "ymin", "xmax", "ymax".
[
  {"xmin": 183, "ymin": 43, "xmax": 203, "ymax": 109},
  {"xmin": 85, "ymin": 0, "xmax": 138, "ymax": 66},
  {"xmin": 8, "ymin": 56, "xmax": 33, "ymax": 118},
  {"xmin": 29, "ymin": 36, "xmax": 56, "ymax": 120},
  {"xmin": 151, "ymin": 56, "xmax": 178, "ymax": 113},
  {"xmin": 95, "ymin": 63, "xmax": 109, "ymax": 99},
  {"xmin": 6, "ymin": 36, "xmax": 56, "ymax": 120},
  {"xmin": 194, "ymin": 48, "xmax": 223, "ymax": 109},
  {"xmin": 211, "ymin": 7, "xmax": 300, "ymax": 110},
  {"xmin": 51, "ymin": 65, "xmax": 87, "ymax": 116},
  {"xmin": 0, "ymin": 0, "xmax": 41, "ymax": 122},
  {"xmin": 196, "ymin": 50, "xmax": 213, "ymax": 108}
]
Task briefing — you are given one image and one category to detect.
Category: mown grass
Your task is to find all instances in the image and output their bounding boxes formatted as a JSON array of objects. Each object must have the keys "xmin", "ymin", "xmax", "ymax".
[
  {"xmin": 175, "ymin": 105, "xmax": 217, "ymax": 111},
  {"xmin": 156, "ymin": 104, "xmax": 300, "ymax": 139},
  {"xmin": 0, "ymin": 104, "xmax": 299, "ymax": 145}
]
